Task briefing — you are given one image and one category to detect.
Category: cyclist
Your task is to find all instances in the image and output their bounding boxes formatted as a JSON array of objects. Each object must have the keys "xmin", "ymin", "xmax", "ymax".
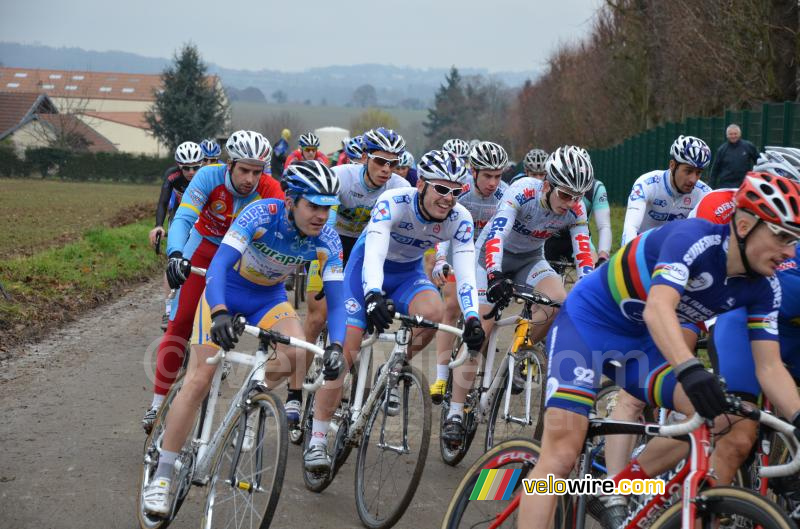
[
  {"xmin": 621, "ymin": 135, "xmax": 712, "ymax": 245},
  {"xmin": 284, "ymin": 132, "xmax": 330, "ymax": 169},
  {"xmin": 149, "ymin": 141, "xmax": 204, "ymax": 330},
  {"xmin": 199, "ymin": 138, "xmax": 221, "ymax": 165},
  {"xmin": 510, "ymin": 148, "xmax": 548, "ymax": 183},
  {"xmin": 520, "ymin": 173, "xmax": 800, "ymax": 529},
  {"xmin": 303, "ymin": 150, "xmax": 486, "ymax": 472},
  {"xmin": 141, "ymin": 131, "xmax": 284, "ymax": 434},
  {"xmin": 142, "ymin": 161, "xmax": 346, "ymax": 516},
  {"xmin": 442, "ymin": 138, "xmax": 471, "ymax": 163},
  {"xmin": 302, "ymin": 127, "xmax": 410, "ymax": 352},
  {"xmin": 430, "ymin": 141, "xmax": 509, "ymax": 406},
  {"xmin": 443, "ymin": 146, "xmax": 595, "ymax": 446},
  {"xmin": 395, "ymin": 150, "xmax": 417, "ymax": 185}
]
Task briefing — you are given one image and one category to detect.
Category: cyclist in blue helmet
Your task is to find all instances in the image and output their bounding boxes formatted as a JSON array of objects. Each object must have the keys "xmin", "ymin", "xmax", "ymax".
[{"xmin": 199, "ymin": 138, "xmax": 221, "ymax": 165}]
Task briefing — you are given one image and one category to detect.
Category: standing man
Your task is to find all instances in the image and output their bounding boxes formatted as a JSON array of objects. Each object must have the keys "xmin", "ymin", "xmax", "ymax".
[
  {"xmin": 271, "ymin": 128, "xmax": 291, "ymax": 178},
  {"xmin": 710, "ymin": 123, "xmax": 759, "ymax": 189}
]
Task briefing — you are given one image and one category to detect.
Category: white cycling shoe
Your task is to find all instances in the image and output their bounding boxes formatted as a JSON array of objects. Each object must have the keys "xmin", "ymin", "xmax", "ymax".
[{"xmin": 142, "ymin": 477, "xmax": 172, "ymax": 516}]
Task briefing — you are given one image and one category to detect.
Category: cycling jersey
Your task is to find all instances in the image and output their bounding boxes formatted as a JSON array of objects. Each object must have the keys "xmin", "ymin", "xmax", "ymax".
[
  {"xmin": 284, "ymin": 149, "xmax": 330, "ymax": 169},
  {"xmin": 166, "ymin": 164, "xmax": 283, "ymax": 258},
  {"xmin": 688, "ymin": 188, "xmax": 736, "ymax": 224},
  {"xmin": 547, "ymin": 179, "xmax": 612, "ymax": 257},
  {"xmin": 330, "ymin": 163, "xmax": 411, "ymax": 238},
  {"xmin": 155, "ymin": 166, "xmax": 192, "ymax": 227},
  {"xmin": 621, "ymin": 169, "xmax": 711, "ymax": 245},
  {"xmin": 356, "ymin": 187, "xmax": 480, "ymax": 321},
  {"xmin": 477, "ymin": 177, "xmax": 594, "ymax": 278},
  {"xmin": 206, "ymin": 199, "xmax": 346, "ymax": 344},
  {"xmin": 545, "ymin": 219, "xmax": 781, "ymax": 416}
]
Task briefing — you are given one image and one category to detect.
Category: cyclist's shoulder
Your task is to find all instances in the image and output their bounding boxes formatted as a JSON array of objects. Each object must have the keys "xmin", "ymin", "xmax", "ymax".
[
  {"xmin": 692, "ymin": 180, "xmax": 712, "ymax": 195},
  {"xmin": 633, "ymin": 169, "xmax": 665, "ymax": 187},
  {"xmin": 387, "ymin": 173, "xmax": 412, "ymax": 188},
  {"xmin": 378, "ymin": 185, "xmax": 416, "ymax": 204}
]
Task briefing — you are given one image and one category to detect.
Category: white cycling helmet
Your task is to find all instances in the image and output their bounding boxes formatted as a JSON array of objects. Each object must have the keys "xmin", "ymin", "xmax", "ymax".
[
  {"xmin": 670, "ymin": 135, "xmax": 711, "ymax": 169},
  {"xmin": 545, "ymin": 145, "xmax": 594, "ymax": 194},
  {"xmin": 755, "ymin": 151, "xmax": 800, "ymax": 181},
  {"xmin": 174, "ymin": 141, "xmax": 203, "ymax": 165},
  {"xmin": 225, "ymin": 130, "xmax": 272, "ymax": 168},
  {"xmin": 417, "ymin": 150, "xmax": 469, "ymax": 184},
  {"xmin": 764, "ymin": 146, "xmax": 800, "ymax": 170},
  {"xmin": 469, "ymin": 141, "xmax": 508, "ymax": 171},
  {"xmin": 523, "ymin": 149, "xmax": 548, "ymax": 173},
  {"xmin": 362, "ymin": 127, "xmax": 406, "ymax": 154},
  {"xmin": 398, "ymin": 151, "xmax": 415, "ymax": 168},
  {"xmin": 298, "ymin": 132, "xmax": 320, "ymax": 148},
  {"xmin": 442, "ymin": 138, "xmax": 471, "ymax": 159}
]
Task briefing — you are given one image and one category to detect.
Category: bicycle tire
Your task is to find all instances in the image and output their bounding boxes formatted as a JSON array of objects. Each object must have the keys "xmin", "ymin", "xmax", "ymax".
[
  {"xmin": 354, "ymin": 364, "xmax": 431, "ymax": 529},
  {"xmin": 484, "ymin": 347, "xmax": 547, "ymax": 450},
  {"xmin": 439, "ymin": 372, "xmax": 476, "ymax": 467},
  {"xmin": 202, "ymin": 391, "xmax": 288, "ymax": 529},
  {"xmin": 441, "ymin": 438, "xmax": 552, "ymax": 529},
  {"xmin": 649, "ymin": 486, "xmax": 795, "ymax": 529}
]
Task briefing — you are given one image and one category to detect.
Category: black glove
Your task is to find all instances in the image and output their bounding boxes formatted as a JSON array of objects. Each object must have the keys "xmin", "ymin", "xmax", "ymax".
[
  {"xmin": 791, "ymin": 411, "xmax": 800, "ymax": 443},
  {"xmin": 322, "ymin": 343, "xmax": 344, "ymax": 381},
  {"xmin": 166, "ymin": 252, "xmax": 191, "ymax": 289},
  {"xmin": 210, "ymin": 310, "xmax": 239, "ymax": 350},
  {"xmin": 364, "ymin": 291, "xmax": 395, "ymax": 334},
  {"xmin": 486, "ymin": 272, "xmax": 513, "ymax": 308},
  {"xmin": 462, "ymin": 316, "xmax": 485, "ymax": 351},
  {"xmin": 676, "ymin": 361, "xmax": 727, "ymax": 420},
  {"xmin": 595, "ymin": 256, "xmax": 608, "ymax": 268}
]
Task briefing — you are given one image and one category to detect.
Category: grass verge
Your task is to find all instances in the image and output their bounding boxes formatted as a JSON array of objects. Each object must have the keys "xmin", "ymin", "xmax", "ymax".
[{"xmin": 0, "ymin": 220, "xmax": 162, "ymax": 351}]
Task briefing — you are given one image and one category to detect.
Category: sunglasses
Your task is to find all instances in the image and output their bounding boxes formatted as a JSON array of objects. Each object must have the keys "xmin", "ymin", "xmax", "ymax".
[
  {"xmin": 368, "ymin": 153, "xmax": 401, "ymax": 168},
  {"xmin": 303, "ymin": 147, "xmax": 318, "ymax": 153},
  {"xmin": 765, "ymin": 221, "xmax": 800, "ymax": 247},
  {"xmin": 429, "ymin": 182, "xmax": 465, "ymax": 198},
  {"xmin": 555, "ymin": 188, "xmax": 583, "ymax": 203},
  {"xmin": 181, "ymin": 165, "xmax": 201, "ymax": 172},
  {"xmin": 203, "ymin": 158, "xmax": 218, "ymax": 164}
]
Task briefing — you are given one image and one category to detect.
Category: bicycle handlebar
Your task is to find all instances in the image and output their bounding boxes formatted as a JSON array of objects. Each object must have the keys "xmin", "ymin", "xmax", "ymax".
[{"xmin": 484, "ymin": 288, "xmax": 562, "ymax": 320}]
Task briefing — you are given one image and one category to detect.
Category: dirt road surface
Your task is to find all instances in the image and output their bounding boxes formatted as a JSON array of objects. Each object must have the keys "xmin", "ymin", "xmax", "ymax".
[{"xmin": 1, "ymin": 278, "xmax": 531, "ymax": 528}]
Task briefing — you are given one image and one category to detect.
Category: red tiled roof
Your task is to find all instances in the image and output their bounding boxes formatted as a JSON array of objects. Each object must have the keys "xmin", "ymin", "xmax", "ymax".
[
  {"xmin": 36, "ymin": 114, "xmax": 117, "ymax": 153},
  {"xmin": 0, "ymin": 91, "xmax": 56, "ymax": 138},
  {"xmin": 83, "ymin": 111, "xmax": 150, "ymax": 129}
]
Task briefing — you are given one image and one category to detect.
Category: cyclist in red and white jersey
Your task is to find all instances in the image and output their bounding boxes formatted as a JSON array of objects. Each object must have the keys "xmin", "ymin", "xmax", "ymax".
[{"xmin": 284, "ymin": 132, "xmax": 330, "ymax": 168}]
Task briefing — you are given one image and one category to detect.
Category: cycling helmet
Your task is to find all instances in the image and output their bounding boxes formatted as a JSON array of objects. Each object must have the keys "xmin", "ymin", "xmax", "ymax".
[
  {"xmin": 298, "ymin": 132, "xmax": 320, "ymax": 149},
  {"xmin": 362, "ymin": 127, "xmax": 406, "ymax": 154},
  {"xmin": 343, "ymin": 135, "xmax": 364, "ymax": 160},
  {"xmin": 545, "ymin": 145, "xmax": 594, "ymax": 194},
  {"xmin": 442, "ymin": 138, "xmax": 471, "ymax": 159},
  {"xmin": 523, "ymin": 149, "xmax": 548, "ymax": 173},
  {"xmin": 669, "ymin": 135, "xmax": 711, "ymax": 169},
  {"xmin": 417, "ymin": 150, "xmax": 469, "ymax": 184},
  {"xmin": 469, "ymin": 141, "xmax": 508, "ymax": 171},
  {"xmin": 225, "ymin": 130, "xmax": 272, "ymax": 167},
  {"xmin": 398, "ymin": 151, "xmax": 415, "ymax": 168},
  {"xmin": 282, "ymin": 160, "xmax": 340, "ymax": 206},
  {"xmin": 199, "ymin": 138, "xmax": 221, "ymax": 159},
  {"xmin": 174, "ymin": 141, "xmax": 203, "ymax": 164},
  {"xmin": 735, "ymin": 171, "xmax": 800, "ymax": 238},
  {"xmin": 754, "ymin": 151, "xmax": 800, "ymax": 181},
  {"xmin": 764, "ymin": 146, "xmax": 800, "ymax": 170}
]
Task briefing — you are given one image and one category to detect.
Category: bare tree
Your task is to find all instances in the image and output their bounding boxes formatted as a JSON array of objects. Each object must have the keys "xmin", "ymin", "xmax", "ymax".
[
  {"xmin": 27, "ymin": 92, "xmax": 99, "ymax": 152},
  {"xmin": 259, "ymin": 111, "xmax": 306, "ymax": 144}
]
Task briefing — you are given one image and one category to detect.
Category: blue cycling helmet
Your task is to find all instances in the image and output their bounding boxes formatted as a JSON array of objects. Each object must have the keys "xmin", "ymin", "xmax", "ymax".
[
  {"xmin": 199, "ymin": 138, "xmax": 221, "ymax": 158},
  {"xmin": 298, "ymin": 132, "xmax": 320, "ymax": 149},
  {"xmin": 670, "ymin": 135, "xmax": 711, "ymax": 169},
  {"xmin": 344, "ymin": 135, "xmax": 364, "ymax": 160},
  {"xmin": 362, "ymin": 127, "xmax": 406, "ymax": 154},
  {"xmin": 398, "ymin": 151, "xmax": 415, "ymax": 168},
  {"xmin": 282, "ymin": 160, "xmax": 340, "ymax": 206}
]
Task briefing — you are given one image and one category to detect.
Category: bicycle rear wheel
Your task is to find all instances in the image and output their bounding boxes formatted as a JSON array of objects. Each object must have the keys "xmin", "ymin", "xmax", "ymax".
[
  {"xmin": 355, "ymin": 364, "xmax": 431, "ymax": 529},
  {"xmin": 202, "ymin": 392, "xmax": 288, "ymax": 529}
]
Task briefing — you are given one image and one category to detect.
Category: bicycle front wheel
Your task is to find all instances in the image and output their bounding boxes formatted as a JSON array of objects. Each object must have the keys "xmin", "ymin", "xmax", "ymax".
[
  {"xmin": 355, "ymin": 364, "xmax": 431, "ymax": 529},
  {"xmin": 649, "ymin": 486, "xmax": 795, "ymax": 529},
  {"xmin": 202, "ymin": 392, "xmax": 288, "ymax": 529}
]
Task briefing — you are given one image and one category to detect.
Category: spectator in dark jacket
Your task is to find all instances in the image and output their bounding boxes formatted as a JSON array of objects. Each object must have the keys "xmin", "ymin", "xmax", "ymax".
[{"xmin": 710, "ymin": 124, "xmax": 758, "ymax": 188}]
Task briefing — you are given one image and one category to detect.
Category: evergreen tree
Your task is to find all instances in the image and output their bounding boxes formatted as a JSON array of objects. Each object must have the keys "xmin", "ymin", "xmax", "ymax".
[
  {"xmin": 145, "ymin": 44, "xmax": 229, "ymax": 151},
  {"xmin": 423, "ymin": 67, "xmax": 467, "ymax": 148}
]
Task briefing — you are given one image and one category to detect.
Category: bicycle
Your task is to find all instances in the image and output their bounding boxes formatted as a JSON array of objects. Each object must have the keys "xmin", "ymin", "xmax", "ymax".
[
  {"xmin": 438, "ymin": 289, "xmax": 560, "ymax": 466},
  {"xmin": 301, "ymin": 313, "xmax": 463, "ymax": 529},
  {"xmin": 289, "ymin": 324, "xmax": 328, "ymax": 446},
  {"xmin": 137, "ymin": 317, "xmax": 324, "ymax": 529},
  {"xmin": 441, "ymin": 399, "xmax": 800, "ymax": 529}
]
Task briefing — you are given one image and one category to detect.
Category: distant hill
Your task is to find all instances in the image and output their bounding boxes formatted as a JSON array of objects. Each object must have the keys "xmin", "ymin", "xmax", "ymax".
[
  {"xmin": 0, "ymin": 42, "xmax": 541, "ymax": 106},
  {"xmin": 225, "ymin": 86, "xmax": 267, "ymax": 103}
]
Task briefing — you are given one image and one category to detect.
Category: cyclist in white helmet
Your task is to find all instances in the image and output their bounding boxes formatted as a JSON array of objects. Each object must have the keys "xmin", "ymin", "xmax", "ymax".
[
  {"xmin": 430, "ymin": 141, "xmax": 509, "ymax": 404},
  {"xmin": 511, "ymin": 148, "xmax": 548, "ymax": 183},
  {"xmin": 621, "ymin": 135, "xmax": 712, "ymax": 245},
  {"xmin": 284, "ymin": 132, "xmax": 330, "ymax": 168},
  {"xmin": 443, "ymin": 138, "xmax": 472, "ymax": 162}
]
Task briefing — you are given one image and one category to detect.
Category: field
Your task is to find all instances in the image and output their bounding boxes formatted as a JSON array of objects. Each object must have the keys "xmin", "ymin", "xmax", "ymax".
[{"xmin": 0, "ymin": 178, "xmax": 160, "ymax": 258}]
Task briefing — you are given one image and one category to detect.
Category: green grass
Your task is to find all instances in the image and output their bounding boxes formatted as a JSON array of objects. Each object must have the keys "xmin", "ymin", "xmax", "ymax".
[
  {"xmin": 588, "ymin": 205, "xmax": 626, "ymax": 254},
  {"xmin": 0, "ymin": 178, "xmax": 160, "ymax": 259}
]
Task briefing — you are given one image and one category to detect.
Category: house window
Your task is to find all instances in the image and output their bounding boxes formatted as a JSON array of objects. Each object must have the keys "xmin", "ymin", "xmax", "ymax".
[
  {"xmin": 122, "ymin": 87, "xmax": 135, "ymax": 93},
  {"xmin": 49, "ymin": 74, "xmax": 62, "ymax": 79},
  {"xmin": 65, "ymin": 85, "xmax": 78, "ymax": 90},
  {"xmin": 42, "ymin": 84, "xmax": 55, "ymax": 89},
  {"xmin": 72, "ymin": 75, "xmax": 85, "ymax": 80},
  {"xmin": 6, "ymin": 82, "xmax": 19, "ymax": 88},
  {"xmin": 99, "ymin": 86, "xmax": 112, "ymax": 92},
  {"xmin": 106, "ymin": 76, "xmax": 117, "ymax": 81},
  {"xmin": 14, "ymin": 72, "xmax": 27, "ymax": 78}
]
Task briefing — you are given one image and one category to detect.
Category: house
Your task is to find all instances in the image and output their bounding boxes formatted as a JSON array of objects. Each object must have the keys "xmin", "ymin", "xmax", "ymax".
[
  {"xmin": 0, "ymin": 92, "xmax": 116, "ymax": 155},
  {"xmin": 0, "ymin": 67, "xmax": 227, "ymax": 156}
]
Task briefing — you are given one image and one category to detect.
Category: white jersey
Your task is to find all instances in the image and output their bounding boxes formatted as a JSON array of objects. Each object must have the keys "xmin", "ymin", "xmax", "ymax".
[
  {"xmin": 621, "ymin": 169, "xmax": 711, "ymax": 245},
  {"xmin": 476, "ymin": 177, "xmax": 594, "ymax": 278},
  {"xmin": 361, "ymin": 187, "xmax": 480, "ymax": 318},
  {"xmin": 331, "ymin": 163, "xmax": 411, "ymax": 238},
  {"xmin": 436, "ymin": 180, "xmax": 508, "ymax": 260}
]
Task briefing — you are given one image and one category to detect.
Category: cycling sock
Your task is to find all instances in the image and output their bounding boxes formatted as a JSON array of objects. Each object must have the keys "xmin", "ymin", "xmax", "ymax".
[
  {"xmin": 447, "ymin": 402, "xmax": 464, "ymax": 420},
  {"xmin": 310, "ymin": 419, "xmax": 330, "ymax": 448},
  {"xmin": 611, "ymin": 458, "xmax": 651, "ymax": 485},
  {"xmin": 154, "ymin": 449, "xmax": 179, "ymax": 480},
  {"xmin": 151, "ymin": 394, "xmax": 165, "ymax": 409},
  {"xmin": 287, "ymin": 389, "xmax": 302, "ymax": 404},
  {"xmin": 436, "ymin": 364, "xmax": 449, "ymax": 382}
]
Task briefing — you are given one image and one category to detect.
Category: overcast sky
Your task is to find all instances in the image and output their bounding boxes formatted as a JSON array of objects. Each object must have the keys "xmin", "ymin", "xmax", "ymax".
[{"xmin": 1, "ymin": 0, "xmax": 602, "ymax": 72}]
